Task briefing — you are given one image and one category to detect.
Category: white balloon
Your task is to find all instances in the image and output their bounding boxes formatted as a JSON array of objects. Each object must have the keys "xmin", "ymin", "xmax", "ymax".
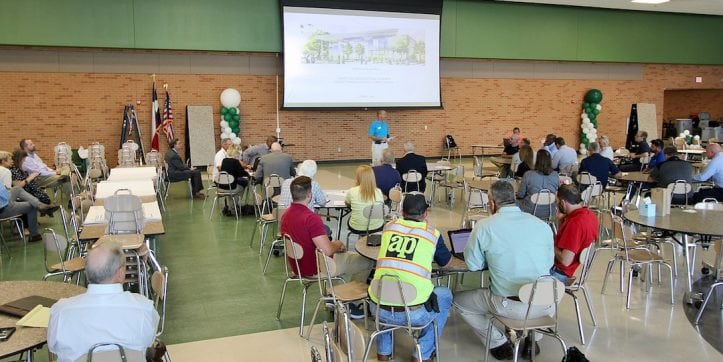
[
  {"xmin": 581, "ymin": 112, "xmax": 587, "ymax": 118},
  {"xmin": 220, "ymin": 134, "xmax": 226, "ymax": 140},
  {"xmin": 580, "ymin": 143, "xmax": 586, "ymax": 149},
  {"xmin": 224, "ymin": 127, "xmax": 232, "ymax": 134},
  {"xmin": 595, "ymin": 104, "xmax": 602, "ymax": 111},
  {"xmin": 232, "ymin": 138, "xmax": 241, "ymax": 145},
  {"xmin": 235, "ymin": 107, "xmax": 240, "ymax": 115},
  {"xmin": 683, "ymin": 130, "xmax": 690, "ymax": 136},
  {"xmin": 230, "ymin": 132, "xmax": 236, "ymax": 138},
  {"xmin": 694, "ymin": 135, "xmax": 701, "ymax": 140},
  {"xmin": 220, "ymin": 120, "xmax": 229, "ymax": 128},
  {"xmin": 220, "ymin": 88, "xmax": 241, "ymax": 108}
]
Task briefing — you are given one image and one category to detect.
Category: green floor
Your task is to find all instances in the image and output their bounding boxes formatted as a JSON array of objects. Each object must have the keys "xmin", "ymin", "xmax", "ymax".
[{"xmin": 0, "ymin": 160, "xmax": 481, "ymax": 354}]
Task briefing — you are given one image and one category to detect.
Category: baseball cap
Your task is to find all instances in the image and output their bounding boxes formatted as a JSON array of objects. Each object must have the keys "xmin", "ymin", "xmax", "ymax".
[{"xmin": 402, "ymin": 192, "xmax": 429, "ymax": 216}]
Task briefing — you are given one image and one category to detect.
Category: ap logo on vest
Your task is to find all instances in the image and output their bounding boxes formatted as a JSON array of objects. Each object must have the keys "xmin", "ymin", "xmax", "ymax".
[{"xmin": 385, "ymin": 234, "xmax": 419, "ymax": 261}]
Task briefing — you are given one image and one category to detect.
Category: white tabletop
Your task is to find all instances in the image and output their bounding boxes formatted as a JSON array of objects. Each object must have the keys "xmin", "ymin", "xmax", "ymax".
[
  {"xmin": 83, "ymin": 201, "xmax": 162, "ymax": 225},
  {"xmin": 428, "ymin": 162, "xmax": 454, "ymax": 172},
  {"xmin": 95, "ymin": 180, "xmax": 156, "ymax": 199},
  {"xmin": 318, "ymin": 189, "xmax": 348, "ymax": 208}
]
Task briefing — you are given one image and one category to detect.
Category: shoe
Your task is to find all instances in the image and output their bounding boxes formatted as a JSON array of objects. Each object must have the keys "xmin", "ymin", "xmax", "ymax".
[
  {"xmin": 521, "ymin": 336, "xmax": 540, "ymax": 360},
  {"xmin": 348, "ymin": 303, "xmax": 365, "ymax": 320},
  {"xmin": 377, "ymin": 354, "xmax": 390, "ymax": 361},
  {"xmin": 410, "ymin": 356, "xmax": 432, "ymax": 362},
  {"xmin": 193, "ymin": 192, "xmax": 205, "ymax": 199},
  {"xmin": 490, "ymin": 341, "xmax": 514, "ymax": 360},
  {"xmin": 29, "ymin": 234, "xmax": 43, "ymax": 242}
]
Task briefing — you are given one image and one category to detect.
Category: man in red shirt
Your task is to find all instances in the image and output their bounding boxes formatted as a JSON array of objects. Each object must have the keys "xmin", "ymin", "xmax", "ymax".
[
  {"xmin": 280, "ymin": 176, "xmax": 373, "ymax": 284},
  {"xmin": 550, "ymin": 185, "xmax": 599, "ymax": 283}
]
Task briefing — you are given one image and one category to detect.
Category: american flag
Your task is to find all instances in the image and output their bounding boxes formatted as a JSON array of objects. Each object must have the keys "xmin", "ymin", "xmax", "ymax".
[
  {"xmin": 150, "ymin": 82, "xmax": 162, "ymax": 151},
  {"xmin": 162, "ymin": 88, "xmax": 175, "ymax": 143}
]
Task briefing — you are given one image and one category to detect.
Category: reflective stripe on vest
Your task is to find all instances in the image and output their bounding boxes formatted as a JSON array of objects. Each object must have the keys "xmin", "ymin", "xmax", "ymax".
[{"xmin": 376, "ymin": 258, "xmax": 432, "ymax": 279}]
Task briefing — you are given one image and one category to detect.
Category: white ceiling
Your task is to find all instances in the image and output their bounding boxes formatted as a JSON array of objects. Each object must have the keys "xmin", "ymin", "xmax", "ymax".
[{"xmin": 496, "ymin": 0, "xmax": 723, "ymax": 16}]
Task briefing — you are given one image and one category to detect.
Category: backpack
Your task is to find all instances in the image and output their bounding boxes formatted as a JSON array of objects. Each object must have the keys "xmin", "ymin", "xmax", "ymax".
[
  {"xmin": 445, "ymin": 135, "xmax": 458, "ymax": 149},
  {"xmin": 562, "ymin": 347, "xmax": 590, "ymax": 362}
]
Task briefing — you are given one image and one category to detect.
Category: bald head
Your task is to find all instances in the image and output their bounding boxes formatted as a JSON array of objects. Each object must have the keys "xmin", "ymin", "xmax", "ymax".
[
  {"xmin": 86, "ymin": 241, "xmax": 125, "ymax": 284},
  {"xmin": 270, "ymin": 142, "xmax": 282, "ymax": 152},
  {"xmin": 706, "ymin": 143, "xmax": 721, "ymax": 159}
]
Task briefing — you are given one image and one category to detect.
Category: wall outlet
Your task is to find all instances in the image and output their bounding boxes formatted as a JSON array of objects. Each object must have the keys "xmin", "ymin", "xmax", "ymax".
[
  {"xmin": 337, "ymin": 147, "xmax": 342, "ymax": 152},
  {"xmin": 424, "ymin": 125, "xmax": 428, "ymax": 130}
]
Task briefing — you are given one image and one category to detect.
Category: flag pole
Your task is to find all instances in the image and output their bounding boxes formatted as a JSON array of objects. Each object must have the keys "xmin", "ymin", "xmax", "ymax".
[{"xmin": 276, "ymin": 75, "xmax": 280, "ymax": 139}]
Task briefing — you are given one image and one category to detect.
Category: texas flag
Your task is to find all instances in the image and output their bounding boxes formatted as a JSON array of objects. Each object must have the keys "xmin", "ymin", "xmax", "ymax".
[{"xmin": 151, "ymin": 82, "xmax": 162, "ymax": 151}]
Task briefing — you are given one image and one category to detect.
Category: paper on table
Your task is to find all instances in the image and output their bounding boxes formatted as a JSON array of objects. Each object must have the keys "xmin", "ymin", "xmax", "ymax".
[
  {"xmin": 84, "ymin": 206, "xmax": 107, "ymax": 224},
  {"xmin": 16, "ymin": 304, "xmax": 50, "ymax": 328},
  {"xmin": 142, "ymin": 202, "xmax": 162, "ymax": 221},
  {"xmin": 84, "ymin": 202, "xmax": 162, "ymax": 224},
  {"xmin": 332, "ymin": 200, "xmax": 346, "ymax": 207}
]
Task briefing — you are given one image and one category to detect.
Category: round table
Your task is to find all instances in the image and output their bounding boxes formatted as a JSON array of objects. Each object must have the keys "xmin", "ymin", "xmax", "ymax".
[
  {"xmin": 617, "ymin": 171, "xmax": 651, "ymax": 183},
  {"xmin": 466, "ymin": 177, "xmax": 519, "ymax": 192},
  {"xmin": 0, "ymin": 281, "xmax": 86, "ymax": 360},
  {"xmin": 354, "ymin": 236, "xmax": 380, "ymax": 260}
]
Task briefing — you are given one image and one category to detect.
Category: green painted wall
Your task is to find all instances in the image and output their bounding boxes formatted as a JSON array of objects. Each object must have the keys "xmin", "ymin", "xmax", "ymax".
[{"xmin": 0, "ymin": 0, "xmax": 721, "ymax": 64}]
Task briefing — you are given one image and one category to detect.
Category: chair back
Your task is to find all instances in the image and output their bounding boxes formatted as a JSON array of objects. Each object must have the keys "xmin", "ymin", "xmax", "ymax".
[
  {"xmin": 370, "ymin": 274, "xmax": 418, "ymax": 329},
  {"xmin": 531, "ymin": 189, "xmax": 555, "ymax": 205},
  {"xmin": 253, "ymin": 189, "xmax": 272, "ymax": 218},
  {"xmin": 264, "ymin": 174, "xmax": 283, "ymax": 198},
  {"xmin": 282, "ymin": 234, "xmax": 306, "ymax": 279},
  {"xmin": 337, "ymin": 301, "xmax": 367, "ymax": 361},
  {"xmin": 146, "ymin": 150, "xmax": 162, "ymax": 169},
  {"xmin": 76, "ymin": 343, "xmax": 145, "ymax": 362},
  {"xmin": 467, "ymin": 188, "xmax": 489, "ymax": 210},
  {"xmin": 402, "ymin": 169, "xmax": 422, "ymax": 182},
  {"xmin": 581, "ymin": 182, "xmax": 603, "ymax": 206},
  {"xmin": 571, "ymin": 245, "xmax": 595, "ymax": 290},
  {"xmin": 217, "ymin": 172, "xmax": 237, "ymax": 193},
  {"xmin": 43, "ymin": 228, "xmax": 69, "ymax": 273},
  {"xmin": 104, "ymin": 190, "xmax": 144, "ymax": 234},
  {"xmin": 577, "ymin": 172, "xmax": 597, "ymax": 187},
  {"xmin": 694, "ymin": 199, "xmax": 723, "ymax": 211},
  {"xmin": 473, "ymin": 156, "xmax": 483, "ymax": 178},
  {"xmin": 151, "ymin": 266, "xmax": 168, "ymax": 336},
  {"xmin": 560, "ymin": 163, "xmax": 579, "ymax": 175},
  {"xmin": 362, "ymin": 202, "xmax": 386, "ymax": 234},
  {"xmin": 667, "ymin": 180, "xmax": 692, "ymax": 205},
  {"xmin": 517, "ymin": 276, "xmax": 565, "ymax": 330}
]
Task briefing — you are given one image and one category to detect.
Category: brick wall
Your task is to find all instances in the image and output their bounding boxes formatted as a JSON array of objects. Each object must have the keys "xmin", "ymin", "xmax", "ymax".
[
  {"xmin": 664, "ymin": 89, "xmax": 723, "ymax": 121},
  {"xmin": 1, "ymin": 63, "xmax": 721, "ymax": 165}
]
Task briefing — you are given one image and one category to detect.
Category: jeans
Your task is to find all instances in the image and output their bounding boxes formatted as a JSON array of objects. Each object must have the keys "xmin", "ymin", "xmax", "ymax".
[
  {"xmin": 370, "ymin": 287, "xmax": 452, "ymax": 359},
  {"xmin": 0, "ymin": 188, "xmax": 39, "ymax": 235},
  {"xmin": 549, "ymin": 265, "xmax": 569, "ymax": 284}
]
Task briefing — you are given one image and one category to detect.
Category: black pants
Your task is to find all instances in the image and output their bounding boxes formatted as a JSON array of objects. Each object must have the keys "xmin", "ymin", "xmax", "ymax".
[{"xmin": 693, "ymin": 187, "xmax": 723, "ymax": 203}]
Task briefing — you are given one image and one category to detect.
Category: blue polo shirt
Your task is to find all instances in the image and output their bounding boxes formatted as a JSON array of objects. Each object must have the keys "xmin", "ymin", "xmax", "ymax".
[
  {"xmin": 647, "ymin": 151, "xmax": 665, "ymax": 169},
  {"xmin": 579, "ymin": 153, "xmax": 620, "ymax": 188},
  {"xmin": 369, "ymin": 120, "xmax": 389, "ymax": 138},
  {"xmin": 0, "ymin": 186, "xmax": 9, "ymax": 209}
]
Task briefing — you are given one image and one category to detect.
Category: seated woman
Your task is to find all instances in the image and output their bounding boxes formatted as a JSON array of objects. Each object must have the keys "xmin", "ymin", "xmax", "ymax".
[
  {"xmin": 598, "ymin": 135, "xmax": 614, "ymax": 160},
  {"xmin": 517, "ymin": 149, "xmax": 559, "ymax": 220},
  {"xmin": 0, "ymin": 150, "xmax": 58, "ymax": 223},
  {"xmin": 9, "ymin": 149, "xmax": 53, "ymax": 213},
  {"xmin": 345, "ymin": 165, "xmax": 385, "ymax": 234},
  {"xmin": 219, "ymin": 146, "xmax": 250, "ymax": 190},
  {"xmin": 514, "ymin": 145, "xmax": 534, "ymax": 178}
]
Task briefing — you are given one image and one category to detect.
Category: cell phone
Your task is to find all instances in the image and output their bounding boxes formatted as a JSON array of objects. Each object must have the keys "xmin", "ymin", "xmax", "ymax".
[{"xmin": 0, "ymin": 327, "xmax": 16, "ymax": 342}]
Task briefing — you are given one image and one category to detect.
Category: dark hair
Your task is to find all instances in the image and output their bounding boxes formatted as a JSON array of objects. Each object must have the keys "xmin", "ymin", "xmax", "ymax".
[
  {"xmin": 12, "ymin": 149, "xmax": 27, "ymax": 169},
  {"xmin": 663, "ymin": 146, "xmax": 678, "ymax": 157},
  {"xmin": 521, "ymin": 138, "xmax": 531, "ymax": 146},
  {"xmin": 489, "ymin": 181, "xmax": 516, "ymax": 206},
  {"xmin": 535, "ymin": 149, "xmax": 553, "ymax": 175},
  {"xmin": 513, "ymin": 127, "xmax": 520, "ymax": 132},
  {"xmin": 19, "ymin": 139, "xmax": 29, "ymax": 149},
  {"xmin": 651, "ymin": 139, "xmax": 664, "ymax": 148},
  {"xmin": 557, "ymin": 184, "xmax": 582, "ymax": 205},
  {"xmin": 554, "ymin": 137, "xmax": 565, "ymax": 146},
  {"xmin": 639, "ymin": 131, "xmax": 648, "ymax": 139},
  {"xmin": 169, "ymin": 138, "xmax": 179, "ymax": 149},
  {"xmin": 290, "ymin": 176, "xmax": 312, "ymax": 202}
]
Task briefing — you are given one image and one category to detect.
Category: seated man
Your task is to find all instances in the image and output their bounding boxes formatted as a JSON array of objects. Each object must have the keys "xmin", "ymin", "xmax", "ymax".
[
  {"xmin": 279, "ymin": 160, "xmax": 326, "ymax": 209},
  {"xmin": 454, "ymin": 181, "xmax": 554, "ymax": 360},
  {"xmin": 550, "ymin": 185, "xmax": 599, "ymax": 283},
  {"xmin": 48, "ymin": 241, "xmax": 159, "ymax": 362},
  {"xmin": 579, "ymin": 142, "xmax": 622, "ymax": 188},
  {"xmin": 241, "ymin": 135, "xmax": 277, "ymax": 169},
  {"xmin": 369, "ymin": 193, "xmax": 464, "ymax": 362},
  {"xmin": 551, "ymin": 137, "xmax": 577, "ymax": 172},
  {"xmin": 255, "ymin": 142, "xmax": 295, "ymax": 183},
  {"xmin": 372, "ymin": 149, "xmax": 401, "ymax": 199},
  {"xmin": 213, "ymin": 138, "xmax": 233, "ymax": 182},
  {"xmin": 620, "ymin": 131, "xmax": 650, "ymax": 172},
  {"xmin": 396, "ymin": 142, "xmax": 428, "ymax": 192},
  {"xmin": 19, "ymin": 138, "xmax": 70, "ymax": 196},
  {"xmin": 164, "ymin": 138, "xmax": 204, "ymax": 198},
  {"xmin": 279, "ymin": 177, "xmax": 373, "ymax": 316},
  {"xmin": 693, "ymin": 143, "xmax": 723, "ymax": 202},
  {"xmin": 0, "ymin": 185, "xmax": 47, "ymax": 242},
  {"xmin": 645, "ymin": 139, "xmax": 665, "ymax": 171},
  {"xmin": 541, "ymin": 133, "xmax": 558, "ymax": 157},
  {"xmin": 650, "ymin": 146, "xmax": 693, "ymax": 204}
]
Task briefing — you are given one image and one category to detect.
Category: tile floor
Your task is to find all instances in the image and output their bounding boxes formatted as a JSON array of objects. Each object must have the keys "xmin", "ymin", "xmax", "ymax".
[{"xmin": 1, "ymin": 158, "xmax": 721, "ymax": 361}]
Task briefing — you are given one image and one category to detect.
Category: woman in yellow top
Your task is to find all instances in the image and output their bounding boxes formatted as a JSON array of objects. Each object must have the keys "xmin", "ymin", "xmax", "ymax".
[{"xmin": 345, "ymin": 165, "xmax": 385, "ymax": 233}]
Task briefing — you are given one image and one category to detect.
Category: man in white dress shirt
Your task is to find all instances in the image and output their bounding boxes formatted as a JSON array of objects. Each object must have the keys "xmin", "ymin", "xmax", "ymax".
[
  {"xmin": 48, "ymin": 241, "xmax": 159, "ymax": 362},
  {"xmin": 551, "ymin": 137, "xmax": 578, "ymax": 172},
  {"xmin": 19, "ymin": 138, "xmax": 70, "ymax": 196},
  {"xmin": 213, "ymin": 138, "xmax": 233, "ymax": 181}
]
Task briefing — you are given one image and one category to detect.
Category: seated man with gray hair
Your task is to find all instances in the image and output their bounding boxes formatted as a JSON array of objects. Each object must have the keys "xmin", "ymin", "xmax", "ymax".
[
  {"xmin": 279, "ymin": 159, "xmax": 326, "ymax": 209},
  {"xmin": 48, "ymin": 242, "xmax": 159, "ymax": 362},
  {"xmin": 372, "ymin": 148, "xmax": 401, "ymax": 198},
  {"xmin": 255, "ymin": 142, "xmax": 295, "ymax": 183},
  {"xmin": 396, "ymin": 142, "xmax": 428, "ymax": 192}
]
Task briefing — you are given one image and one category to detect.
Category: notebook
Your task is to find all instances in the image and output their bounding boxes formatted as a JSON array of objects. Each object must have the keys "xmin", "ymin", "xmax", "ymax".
[
  {"xmin": 447, "ymin": 228, "xmax": 473, "ymax": 259},
  {"xmin": 0, "ymin": 295, "xmax": 57, "ymax": 317}
]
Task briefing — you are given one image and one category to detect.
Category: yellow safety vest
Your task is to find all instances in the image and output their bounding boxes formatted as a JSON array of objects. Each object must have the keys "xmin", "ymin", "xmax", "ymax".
[{"xmin": 369, "ymin": 218, "xmax": 439, "ymax": 306}]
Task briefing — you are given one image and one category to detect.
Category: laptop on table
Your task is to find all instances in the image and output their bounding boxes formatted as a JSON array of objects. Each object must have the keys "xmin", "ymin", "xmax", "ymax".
[{"xmin": 447, "ymin": 228, "xmax": 473, "ymax": 260}]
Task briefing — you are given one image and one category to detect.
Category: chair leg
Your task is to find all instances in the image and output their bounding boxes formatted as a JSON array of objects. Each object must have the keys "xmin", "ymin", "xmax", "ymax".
[
  {"xmin": 305, "ymin": 298, "xmax": 323, "ymax": 340},
  {"xmin": 581, "ymin": 286, "xmax": 598, "ymax": 326},
  {"xmin": 249, "ymin": 221, "xmax": 258, "ymax": 248},
  {"xmin": 626, "ymin": 268, "xmax": 634, "ymax": 309},
  {"xmin": 209, "ymin": 197, "xmax": 219, "ymax": 220},
  {"xmin": 276, "ymin": 279, "xmax": 291, "ymax": 320},
  {"xmin": 262, "ymin": 238, "xmax": 281, "ymax": 274},
  {"xmin": 570, "ymin": 292, "xmax": 585, "ymax": 344},
  {"xmin": 512, "ymin": 338, "xmax": 521, "ymax": 362},
  {"xmin": 299, "ymin": 284, "xmax": 309, "ymax": 336},
  {"xmin": 601, "ymin": 258, "xmax": 616, "ymax": 294},
  {"xmin": 695, "ymin": 282, "xmax": 723, "ymax": 324}
]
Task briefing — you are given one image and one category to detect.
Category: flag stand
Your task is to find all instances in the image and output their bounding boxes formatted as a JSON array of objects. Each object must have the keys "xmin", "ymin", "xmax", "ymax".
[{"xmin": 120, "ymin": 104, "xmax": 147, "ymax": 165}]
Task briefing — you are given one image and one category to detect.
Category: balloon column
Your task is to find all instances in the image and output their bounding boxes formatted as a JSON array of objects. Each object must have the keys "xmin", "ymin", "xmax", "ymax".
[
  {"xmin": 579, "ymin": 89, "xmax": 603, "ymax": 156},
  {"xmin": 219, "ymin": 88, "xmax": 242, "ymax": 145}
]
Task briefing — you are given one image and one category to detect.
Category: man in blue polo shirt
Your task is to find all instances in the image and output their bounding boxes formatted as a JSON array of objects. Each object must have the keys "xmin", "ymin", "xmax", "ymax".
[
  {"xmin": 579, "ymin": 142, "xmax": 622, "ymax": 188},
  {"xmin": 369, "ymin": 110, "xmax": 392, "ymax": 166}
]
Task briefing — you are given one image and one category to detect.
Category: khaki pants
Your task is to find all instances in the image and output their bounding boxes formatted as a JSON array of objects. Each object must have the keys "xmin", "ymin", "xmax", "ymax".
[{"xmin": 333, "ymin": 252, "xmax": 374, "ymax": 283}]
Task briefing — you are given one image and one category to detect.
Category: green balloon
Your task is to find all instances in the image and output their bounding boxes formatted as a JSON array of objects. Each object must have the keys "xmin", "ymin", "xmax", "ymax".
[
  {"xmin": 223, "ymin": 114, "xmax": 232, "ymax": 122},
  {"xmin": 592, "ymin": 109, "xmax": 600, "ymax": 115},
  {"xmin": 229, "ymin": 107, "xmax": 238, "ymax": 115},
  {"xmin": 220, "ymin": 107, "xmax": 228, "ymax": 115},
  {"xmin": 233, "ymin": 114, "xmax": 240, "ymax": 121},
  {"xmin": 583, "ymin": 102, "xmax": 590, "ymax": 108},
  {"xmin": 584, "ymin": 89, "xmax": 603, "ymax": 103},
  {"xmin": 229, "ymin": 120, "xmax": 238, "ymax": 128}
]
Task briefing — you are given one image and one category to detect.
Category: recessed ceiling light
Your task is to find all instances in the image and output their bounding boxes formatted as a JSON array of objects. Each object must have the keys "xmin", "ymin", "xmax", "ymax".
[{"xmin": 631, "ymin": 0, "xmax": 670, "ymax": 4}]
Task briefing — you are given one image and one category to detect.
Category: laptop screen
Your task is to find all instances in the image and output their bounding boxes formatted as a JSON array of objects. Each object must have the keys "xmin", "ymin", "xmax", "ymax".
[{"xmin": 447, "ymin": 228, "xmax": 472, "ymax": 254}]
